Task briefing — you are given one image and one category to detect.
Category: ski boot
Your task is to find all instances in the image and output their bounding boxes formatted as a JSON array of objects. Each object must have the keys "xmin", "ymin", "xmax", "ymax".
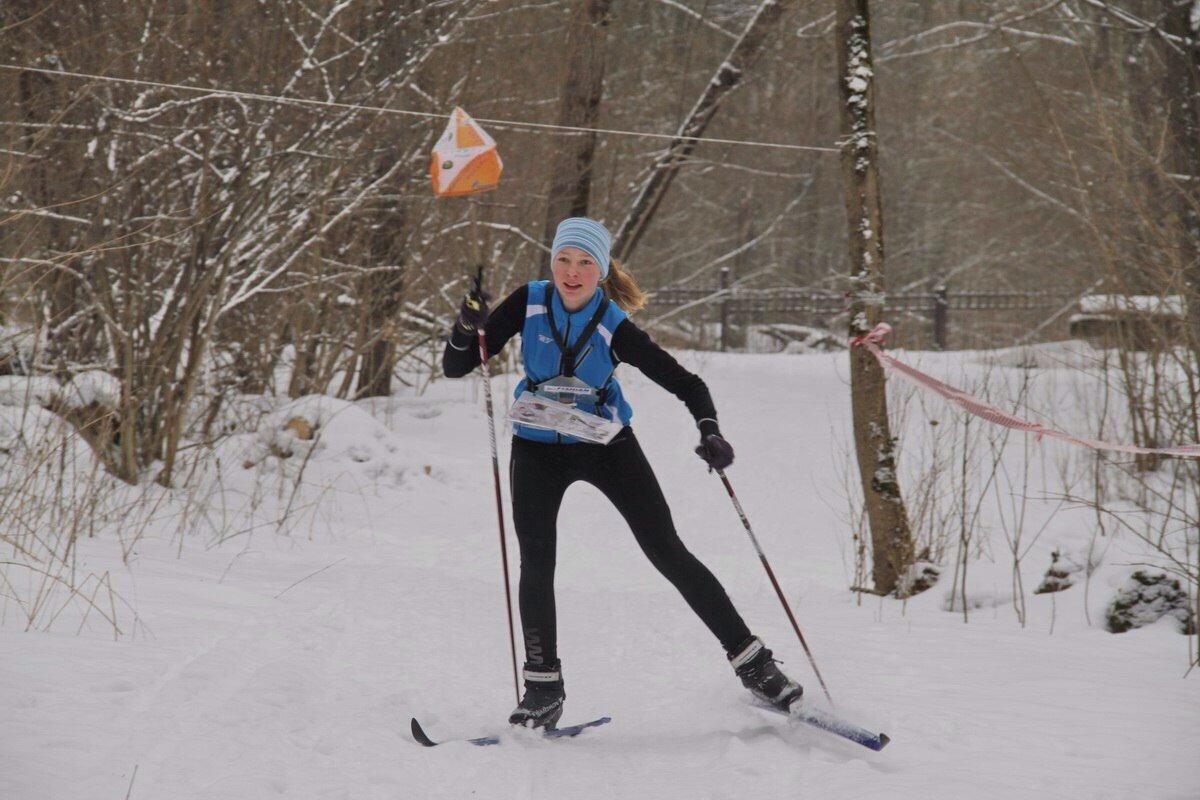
[
  {"xmin": 729, "ymin": 636, "xmax": 804, "ymax": 712},
  {"xmin": 508, "ymin": 662, "xmax": 565, "ymax": 729}
]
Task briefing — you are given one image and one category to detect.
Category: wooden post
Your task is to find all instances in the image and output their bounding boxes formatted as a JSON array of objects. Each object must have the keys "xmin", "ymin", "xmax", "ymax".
[
  {"xmin": 933, "ymin": 284, "xmax": 948, "ymax": 350},
  {"xmin": 719, "ymin": 267, "xmax": 731, "ymax": 352}
]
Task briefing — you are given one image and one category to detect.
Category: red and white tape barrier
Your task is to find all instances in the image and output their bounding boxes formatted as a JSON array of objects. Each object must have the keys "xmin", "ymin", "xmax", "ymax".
[{"xmin": 850, "ymin": 323, "xmax": 1200, "ymax": 458}]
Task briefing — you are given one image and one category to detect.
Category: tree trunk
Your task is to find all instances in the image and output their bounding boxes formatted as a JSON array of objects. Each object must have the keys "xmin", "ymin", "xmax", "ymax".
[
  {"xmin": 353, "ymin": 1, "xmax": 463, "ymax": 393},
  {"xmin": 835, "ymin": 1, "xmax": 913, "ymax": 595},
  {"xmin": 541, "ymin": 0, "xmax": 613, "ymax": 277},
  {"xmin": 16, "ymin": 67, "xmax": 79, "ymax": 372},
  {"xmin": 1164, "ymin": 4, "xmax": 1200, "ymax": 360},
  {"xmin": 356, "ymin": 202, "xmax": 406, "ymax": 398},
  {"xmin": 611, "ymin": 0, "xmax": 796, "ymax": 262}
]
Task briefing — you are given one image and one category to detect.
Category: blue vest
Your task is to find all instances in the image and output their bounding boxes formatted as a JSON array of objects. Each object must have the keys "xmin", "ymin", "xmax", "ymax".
[{"xmin": 513, "ymin": 280, "xmax": 632, "ymax": 443}]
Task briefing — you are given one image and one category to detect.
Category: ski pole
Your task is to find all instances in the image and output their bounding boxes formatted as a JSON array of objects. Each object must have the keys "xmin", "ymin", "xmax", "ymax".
[
  {"xmin": 471, "ymin": 265, "xmax": 521, "ymax": 706},
  {"xmin": 715, "ymin": 468, "xmax": 835, "ymax": 707}
]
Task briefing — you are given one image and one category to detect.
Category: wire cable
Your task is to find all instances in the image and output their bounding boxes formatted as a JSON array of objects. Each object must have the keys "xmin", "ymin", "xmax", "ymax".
[{"xmin": 0, "ymin": 63, "xmax": 840, "ymax": 154}]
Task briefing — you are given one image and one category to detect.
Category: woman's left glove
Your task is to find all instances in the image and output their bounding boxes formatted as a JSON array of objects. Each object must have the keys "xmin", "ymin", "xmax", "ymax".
[{"xmin": 695, "ymin": 419, "xmax": 734, "ymax": 471}]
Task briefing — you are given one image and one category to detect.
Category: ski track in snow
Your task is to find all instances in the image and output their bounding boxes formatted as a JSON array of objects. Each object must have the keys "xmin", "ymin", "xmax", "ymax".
[{"xmin": 3, "ymin": 350, "xmax": 1198, "ymax": 799}]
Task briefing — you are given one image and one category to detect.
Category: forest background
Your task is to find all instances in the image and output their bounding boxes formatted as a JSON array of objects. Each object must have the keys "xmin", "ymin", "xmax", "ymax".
[{"xmin": 1, "ymin": 0, "xmax": 1197, "ymax": 642}]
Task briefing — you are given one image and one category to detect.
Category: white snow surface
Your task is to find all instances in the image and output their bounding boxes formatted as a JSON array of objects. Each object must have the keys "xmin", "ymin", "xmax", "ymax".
[{"xmin": 3, "ymin": 349, "xmax": 1198, "ymax": 800}]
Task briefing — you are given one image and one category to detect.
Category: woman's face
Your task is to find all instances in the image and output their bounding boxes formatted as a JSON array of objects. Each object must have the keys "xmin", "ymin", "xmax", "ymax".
[{"xmin": 550, "ymin": 246, "xmax": 602, "ymax": 311}]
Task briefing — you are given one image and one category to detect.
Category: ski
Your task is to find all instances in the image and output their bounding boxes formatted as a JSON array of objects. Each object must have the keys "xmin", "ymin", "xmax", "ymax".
[
  {"xmin": 410, "ymin": 716, "xmax": 611, "ymax": 747},
  {"xmin": 759, "ymin": 702, "xmax": 890, "ymax": 751},
  {"xmin": 792, "ymin": 704, "xmax": 890, "ymax": 751}
]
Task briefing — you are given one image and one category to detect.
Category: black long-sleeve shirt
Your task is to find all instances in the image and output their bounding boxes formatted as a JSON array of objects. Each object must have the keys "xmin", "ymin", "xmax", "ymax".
[{"xmin": 443, "ymin": 284, "xmax": 718, "ymax": 429}]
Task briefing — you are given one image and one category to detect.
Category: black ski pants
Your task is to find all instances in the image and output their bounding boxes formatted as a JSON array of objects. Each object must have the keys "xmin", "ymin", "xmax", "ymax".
[{"xmin": 509, "ymin": 428, "xmax": 751, "ymax": 667}]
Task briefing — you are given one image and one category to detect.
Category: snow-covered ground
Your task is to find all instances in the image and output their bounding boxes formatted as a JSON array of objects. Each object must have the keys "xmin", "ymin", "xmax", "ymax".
[{"xmin": 3, "ymin": 348, "xmax": 1198, "ymax": 799}]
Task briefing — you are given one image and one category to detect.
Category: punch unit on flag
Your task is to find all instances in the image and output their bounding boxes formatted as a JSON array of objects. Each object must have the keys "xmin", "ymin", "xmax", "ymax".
[{"xmin": 430, "ymin": 107, "xmax": 503, "ymax": 197}]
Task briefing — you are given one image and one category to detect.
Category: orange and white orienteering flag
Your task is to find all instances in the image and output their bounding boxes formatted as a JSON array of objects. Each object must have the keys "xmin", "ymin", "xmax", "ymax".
[{"xmin": 430, "ymin": 107, "xmax": 502, "ymax": 197}]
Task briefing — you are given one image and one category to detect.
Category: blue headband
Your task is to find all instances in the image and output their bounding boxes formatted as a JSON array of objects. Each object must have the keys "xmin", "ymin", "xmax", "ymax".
[{"xmin": 551, "ymin": 217, "xmax": 612, "ymax": 280}]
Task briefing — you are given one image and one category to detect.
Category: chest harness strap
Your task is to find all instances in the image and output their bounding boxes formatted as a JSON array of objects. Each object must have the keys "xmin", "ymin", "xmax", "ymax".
[{"xmin": 529, "ymin": 287, "xmax": 616, "ymax": 410}]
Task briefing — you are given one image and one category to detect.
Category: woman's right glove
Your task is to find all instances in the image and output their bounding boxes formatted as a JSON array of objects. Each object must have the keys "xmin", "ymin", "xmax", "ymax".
[
  {"xmin": 455, "ymin": 285, "xmax": 491, "ymax": 334},
  {"xmin": 695, "ymin": 418, "xmax": 735, "ymax": 472}
]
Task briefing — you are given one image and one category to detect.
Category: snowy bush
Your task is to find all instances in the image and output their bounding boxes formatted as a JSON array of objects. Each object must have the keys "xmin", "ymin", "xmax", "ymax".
[
  {"xmin": 743, "ymin": 324, "xmax": 844, "ymax": 354},
  {"xmin": 1033, "ymin": 549, "xmax": 1086, "ymax": 595},
  {"xmin": 0, "ymin": 376, "xmax": 60, "ymax": 407},
  {"xmin": 895, "ymin": 560, "xmax": 940, "ymax": 597},
  {"xmin": 0, "ymin": 323, "xmax": 42, "ymax": 375},
  {"xmin": 1106, "ymin": 571, "xmax": 1196, "ymax": 635}
]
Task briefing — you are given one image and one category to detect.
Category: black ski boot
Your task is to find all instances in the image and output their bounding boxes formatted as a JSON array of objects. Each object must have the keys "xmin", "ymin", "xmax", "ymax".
[
  {"xmin": 729, "ymin": 636, "xmax": 804, "ymax": 712},
  {"xmin": 508, "ymin": 662, "xmax": 565, "ymax": 729}
]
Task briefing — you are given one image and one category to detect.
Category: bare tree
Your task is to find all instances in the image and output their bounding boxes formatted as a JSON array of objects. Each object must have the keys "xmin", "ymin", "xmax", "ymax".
[
  {"xmin": 611, "ymin": 0, "xmax": 797, "ymax": 263},
  {"xmin": 1, "ymin": 1, "xmax": 485, "ymax": 482}
]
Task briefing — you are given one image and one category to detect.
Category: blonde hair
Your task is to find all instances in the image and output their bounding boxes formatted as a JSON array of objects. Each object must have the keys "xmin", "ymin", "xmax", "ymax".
[{"xmin": 602, "ymin": 258, "xmax": 646, "ymax": 313}]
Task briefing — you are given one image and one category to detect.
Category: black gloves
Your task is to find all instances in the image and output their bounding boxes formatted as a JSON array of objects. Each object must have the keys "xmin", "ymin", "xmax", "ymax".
[
  {"xmin": 695, "ymin": 418, "xmax": 734, "ymax": 472},
  {"xmin": 455, "ymin": 286, "xmax": 491, "ymax": 334}
]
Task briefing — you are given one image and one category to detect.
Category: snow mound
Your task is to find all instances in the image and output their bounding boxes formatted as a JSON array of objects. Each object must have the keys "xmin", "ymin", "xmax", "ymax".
[
  {"xmin": 240, "ymin": 395, "xmax": 413, "ymax": 485},
  {"xmin": 1, "ymin": 403, "xmax": 76, "ymax": 450},
  {"xmin": 0, "ymin": 404, "xmax": 105, "ymax": 500},
  {"xmin": 63, "ymin": 371, "xmax": 120, "ymax": 408},
  {"xmin": 0, "ymin": 371, "xmax": 120, "ymax": 410}
]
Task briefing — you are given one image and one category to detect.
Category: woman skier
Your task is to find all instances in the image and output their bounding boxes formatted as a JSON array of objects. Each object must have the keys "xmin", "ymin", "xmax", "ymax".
[{"xmin": 443, "ymin": 216, "xmax": 803, "ymax": 729}]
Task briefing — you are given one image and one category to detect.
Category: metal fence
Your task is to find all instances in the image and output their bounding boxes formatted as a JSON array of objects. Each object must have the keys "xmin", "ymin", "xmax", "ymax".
[{"xmin": 643, "ymin": 269, "xmax": 1080, "ymax": 350}]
